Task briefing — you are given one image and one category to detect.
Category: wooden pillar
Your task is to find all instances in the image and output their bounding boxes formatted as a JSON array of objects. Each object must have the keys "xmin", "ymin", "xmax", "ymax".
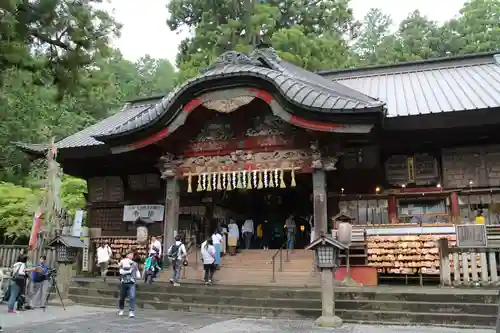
[
  {"xmin": 162, "ymin": 176, "xmax": 180, "ymax": 251},
  {"xmin": 388, "ymin": 195, "xmax": 397, "ymax": 224},
  {"xmin": 313, "ymin": 169, "xmax": 328, "ymax": 235},
  {"xmin": 450, "ymin": 191, "xmax": 460, "ymax": 223}
]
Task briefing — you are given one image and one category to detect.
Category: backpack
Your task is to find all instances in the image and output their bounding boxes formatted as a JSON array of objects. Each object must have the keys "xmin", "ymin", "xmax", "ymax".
[{"xmin": 168, "ymin": 244, "xmax": 180, "ymax": 259}]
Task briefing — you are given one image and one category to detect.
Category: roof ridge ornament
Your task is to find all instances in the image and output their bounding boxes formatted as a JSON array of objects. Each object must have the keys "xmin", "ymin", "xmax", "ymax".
[{"xmin": 202, "ymin": 51, "xmax": 261, "ymax": 73}]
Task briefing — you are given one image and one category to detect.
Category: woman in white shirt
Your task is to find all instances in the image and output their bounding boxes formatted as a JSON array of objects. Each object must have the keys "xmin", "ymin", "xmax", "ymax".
[
  {"xmin": 200, "ymin": 239, "xmax": 216, "ymax": 285},
  {"xmin": 211, "ymin": 230, "xmax": 223, "ymax": 267},
  {"xmin": 227, "ymin": 219, "xmax": 239, "ymax": 256},
  {"xmin": 8, "ymin": 255, "xmax": 32, "ymax": 313}
]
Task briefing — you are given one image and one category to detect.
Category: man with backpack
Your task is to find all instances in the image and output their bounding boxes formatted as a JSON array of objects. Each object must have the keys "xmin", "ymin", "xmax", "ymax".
[{"xmin": 167, "ymin": 235, "xmax": 186, "ymax": 286}]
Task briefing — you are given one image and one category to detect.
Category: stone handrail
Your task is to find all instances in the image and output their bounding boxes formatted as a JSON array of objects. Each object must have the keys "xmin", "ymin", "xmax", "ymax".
[{"xmin": 438, "ymin": 238, "xmax": 500, "ymax": 286}]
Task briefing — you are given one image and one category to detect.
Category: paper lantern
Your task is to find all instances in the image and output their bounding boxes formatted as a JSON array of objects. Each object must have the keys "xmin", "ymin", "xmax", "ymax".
[{"xmin": 137, "ymin": 226, "xmax": 148, "ymax": 244}]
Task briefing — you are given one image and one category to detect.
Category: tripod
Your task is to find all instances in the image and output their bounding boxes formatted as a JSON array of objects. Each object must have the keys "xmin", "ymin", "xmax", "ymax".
[{"xmin": 43, "ymin": 273, "xmax": 65, "ymax": 311}]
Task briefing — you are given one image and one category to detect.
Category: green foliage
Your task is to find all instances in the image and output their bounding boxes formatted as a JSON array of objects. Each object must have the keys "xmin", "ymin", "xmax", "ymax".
[
  {"xmin": 169, "ymin": 0, "xmax": 358, "ymax": 80},
  {"xmin": 60, "ymin": 176, "xmax": 87, "ymax": 221},
  {"xmin": 0, "ymin": 182, "xmax": 39, "ymax": 239},
  {"xmin": 353, "ymin": 0, "xmax": 500, "ymax": 66},
  {"xmin": 0, "ymin": 0, "xmax": 121, "ymax": 96}
]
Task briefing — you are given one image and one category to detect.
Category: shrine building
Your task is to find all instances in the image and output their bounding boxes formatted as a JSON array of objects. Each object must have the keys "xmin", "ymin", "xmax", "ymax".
[{"xmin": 17, "ymin": 46, "xmax": 500, "ymax": 284}]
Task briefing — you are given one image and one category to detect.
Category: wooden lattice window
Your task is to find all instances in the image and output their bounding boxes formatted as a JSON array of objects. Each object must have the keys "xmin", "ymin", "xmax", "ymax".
[
  {"xmin": 88, "ymin": 177, "xmax": 106, "ymax": 202},
  {"xmin": 128, "ymin": 173, "xmax": 161, "ymax": 190},
  {"xmin": 88, "ymin": 177, "xmax": 124, "ymax": 202},
  {"xmin": 93, "ymin": 208, "xmax": 123, "ymax": 231}
]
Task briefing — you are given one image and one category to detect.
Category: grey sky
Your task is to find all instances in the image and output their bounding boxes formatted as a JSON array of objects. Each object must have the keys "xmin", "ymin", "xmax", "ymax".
[{"xmin": 106, "ymin": 0, "xmax": 464, "ymax": 64}]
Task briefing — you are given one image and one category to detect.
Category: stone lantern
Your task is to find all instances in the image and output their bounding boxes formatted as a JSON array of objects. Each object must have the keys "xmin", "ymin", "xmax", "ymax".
[
  {"xmin": 47, "ymin": 235, "xmax": 84, "ymax": 299},
  {"xmin": 305, "ymin": 233, "xmax": 348, "ymax": 328},
  {"xmin": 48, "ymin": 235, "xmax": 84, "ymax": 264}
]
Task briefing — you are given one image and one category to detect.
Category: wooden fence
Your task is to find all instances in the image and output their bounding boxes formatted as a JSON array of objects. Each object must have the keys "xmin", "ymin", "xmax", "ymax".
[
  {"xmin": 438, "ymin": 238, "xmax": 500, "ymax": 286},
  {"xmin": 0, "ymin": 245, "xmax": 56, "ymax": 269}
]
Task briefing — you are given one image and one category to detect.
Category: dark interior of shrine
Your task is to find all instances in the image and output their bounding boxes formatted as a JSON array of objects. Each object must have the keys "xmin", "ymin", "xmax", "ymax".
[{"xmin": 180, "ymin": 173, "xmax": 314, "ymax": 249}]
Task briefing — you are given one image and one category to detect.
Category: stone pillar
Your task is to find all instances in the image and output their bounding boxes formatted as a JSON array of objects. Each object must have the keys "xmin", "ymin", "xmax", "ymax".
[
  {"xmin": 450, "ymin": 191, "xmax": 460, "ymax": 223},
  {"xmin": 313, "ymin": 169, "xmax": 328, "ymax": 235},
  {"xmin": 163, "ymin": 176, "xmax": 180, "ymax": 252},
  {"xmin": 315, "ymin": 268, "xmax": 342, "ymax": 327},
  {"xmin": 388, "ymin": 195, "xmax": 398, "ymax": 224}
]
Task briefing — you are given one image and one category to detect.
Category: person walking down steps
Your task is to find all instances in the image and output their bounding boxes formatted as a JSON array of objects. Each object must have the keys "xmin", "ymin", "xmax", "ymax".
[
  {"xmin": 97, "ymin": 241, "xmax": 112, "ymax": 281},
  {"xmin": 167, "ymin": 235, "xmax": 186, "ymax": 286},
  {"xmin": 118, "ymin": 252, "xmax": 140, "ymax": 318},
  {"xmin": 201, "ymin": 238, "xmax": 216, "ymax": 285}
]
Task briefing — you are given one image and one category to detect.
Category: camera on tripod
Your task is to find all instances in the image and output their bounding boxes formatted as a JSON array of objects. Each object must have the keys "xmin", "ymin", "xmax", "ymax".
[{"xmin": 47, "ymin": 268, "xmax": 57, "ymax": 276}]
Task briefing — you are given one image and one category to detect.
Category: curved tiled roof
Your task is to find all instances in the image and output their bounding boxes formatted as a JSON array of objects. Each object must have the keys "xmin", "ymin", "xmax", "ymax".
[{"xmin": 96, "ymin": 49, "xmax": 384, "ymax": 140}]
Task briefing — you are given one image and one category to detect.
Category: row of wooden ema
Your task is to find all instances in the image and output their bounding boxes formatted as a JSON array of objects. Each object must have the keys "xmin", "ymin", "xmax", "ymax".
[{"xmin": 438, "ymin": 238, "xmax": 500, "ymax": 286}]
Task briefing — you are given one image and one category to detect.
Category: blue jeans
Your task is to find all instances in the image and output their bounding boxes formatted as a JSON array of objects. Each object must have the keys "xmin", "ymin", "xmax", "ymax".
[
  {"xmin": 214, "ymin": 244, "xmax": 221, "ymax": 265},
  {"xmin": 118, "ymin": 283, "xmax": 136, "ymax": 311},
  {"xmin": 172, "ymin": 259, "xmax": 181, "ymax": 282},
  {"xmin": 8, "ymin": 281, "xmax": 21, "ymax": 312},
  {"xmin": 287, "ymin": 230, "xmax": 295, "ymax": 249}
]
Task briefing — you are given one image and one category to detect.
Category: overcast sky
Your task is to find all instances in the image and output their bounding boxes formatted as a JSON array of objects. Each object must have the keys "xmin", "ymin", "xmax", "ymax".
[{"xmin": 106, "ymin": 0, "xmax": 464, "ymax": 64}]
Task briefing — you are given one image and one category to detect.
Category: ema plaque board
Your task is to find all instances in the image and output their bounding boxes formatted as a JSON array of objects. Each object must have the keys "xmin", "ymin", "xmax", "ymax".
[{"xmin": 455, "ymin": 224, "xmax": 487, "ymax": 248}]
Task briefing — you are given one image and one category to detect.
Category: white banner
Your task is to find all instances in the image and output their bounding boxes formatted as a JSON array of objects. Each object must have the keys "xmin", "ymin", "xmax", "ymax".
[
  {"xmin": 123, "ymin": 205, "xmax": 164, "ymax": 222},
  {"xmin": 72, "ymin": 209, "xmax": 84, "ymax": 238}
]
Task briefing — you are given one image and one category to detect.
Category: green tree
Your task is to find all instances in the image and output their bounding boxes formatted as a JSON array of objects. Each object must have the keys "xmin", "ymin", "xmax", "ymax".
[
  {"xmin": 353, "ymin": 8, "xmax": 393, "ymax": 65},
  {"xmin": 439, "ymin": 0, "xmax": 500, "ymax": 55},
  {"xmin": 0, "ymin": 182, "xmax": 39, "ymax": 240},
  {"xmin": 0, "ymin": 0, "xmax": 121, "ymax": 96},
  {"xmin": 168, "ymin": 0, "xmax": 359, "ymax": 81}
]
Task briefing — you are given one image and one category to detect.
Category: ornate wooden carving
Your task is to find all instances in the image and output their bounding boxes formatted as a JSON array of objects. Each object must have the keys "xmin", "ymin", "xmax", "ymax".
[
  {"xmin": 178, "ymin": 149, "xmax": 311, "ymax": 175},
  {"xmin": 310, "ymin": 141, "xmax": 337, "ymax": 171},
  {"xmin": 246, "ymin": 115, "xmax": 287, "ymax": 137},
  {"xmin": 160, "ymin": 152, "xmax": 178, "ymax": 178}
]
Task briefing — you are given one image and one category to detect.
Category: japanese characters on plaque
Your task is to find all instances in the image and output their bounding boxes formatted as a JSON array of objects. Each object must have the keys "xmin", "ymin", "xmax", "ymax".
[
  {"xmin": 385, "ymin": 154, "xmax": 439, "ymax": 186},
  {"xmin": 455, "ymin": 224, "xmax": 487, "ymax": 248}
]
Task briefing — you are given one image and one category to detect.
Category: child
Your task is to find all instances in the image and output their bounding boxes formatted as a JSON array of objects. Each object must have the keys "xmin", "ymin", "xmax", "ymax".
[{"xmin": 144, "ymin": 254, "xmax": 160, "ymax": 283}]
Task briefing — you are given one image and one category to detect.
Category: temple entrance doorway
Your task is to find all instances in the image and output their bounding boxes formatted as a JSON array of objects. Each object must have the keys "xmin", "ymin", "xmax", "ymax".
[{"xmin": 180, "ymin": 173, "xmax": 313, "ymax": 250}]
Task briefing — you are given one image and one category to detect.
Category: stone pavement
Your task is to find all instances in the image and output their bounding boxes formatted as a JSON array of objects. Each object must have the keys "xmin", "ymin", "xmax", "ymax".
[{"xmin": 0, "ymin": 305, "xmax": 495, "ymax": 333}]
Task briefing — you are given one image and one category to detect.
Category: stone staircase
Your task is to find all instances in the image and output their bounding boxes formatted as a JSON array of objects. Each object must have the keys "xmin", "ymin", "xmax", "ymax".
[
  {"xmin": 160, "ymin": 249, "xmax": 318, "ymax": 287},
  {"xmin": 68, "ymin": 278, "xmax": 499, "ymax": 328}
]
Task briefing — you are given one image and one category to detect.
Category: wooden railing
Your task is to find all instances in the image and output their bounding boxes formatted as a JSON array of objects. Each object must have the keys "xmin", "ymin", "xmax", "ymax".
[{"xmin": 438, "ymin": 238, "xmax": 500, "ymax": 286}]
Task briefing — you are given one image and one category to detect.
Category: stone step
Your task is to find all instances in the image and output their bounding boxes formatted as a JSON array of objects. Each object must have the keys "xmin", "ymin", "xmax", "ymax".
[
  {"xmin": 69, "ymin": 286, "xmax": 497, "ymax": 316},
  {"xmin": 68, "ymin": 293, "xmax": 496, "ymax": 328},
  {"xmin": 71, "ymin": 279, "xmax": 498, "ymax": 304}
]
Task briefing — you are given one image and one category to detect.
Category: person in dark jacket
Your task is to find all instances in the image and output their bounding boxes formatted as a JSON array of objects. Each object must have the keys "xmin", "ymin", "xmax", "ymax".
[{"xmin": 262, "ymin": 220, "xmax": 272, "ymax": 249}]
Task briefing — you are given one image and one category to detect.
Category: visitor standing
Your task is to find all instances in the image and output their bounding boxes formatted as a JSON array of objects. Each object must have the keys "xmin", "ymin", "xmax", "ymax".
[
  {"xmin": 211, "ymin": 230, "xmax": 223, "ymax": 267},
  {"xmin": 118, "ymin": 252, "xmax": 139, "ymax": 318},
  {"xmin": 285, "ymin": 214, "xmax": 296, "ymax": 249},
  {"xmin": 167, "ymin": 235, "xmax": 186, "ymax": 286},
  {"xmin": 148, "ymin": 236, "xmax": 162, "ymax": 257},
  {"xmin": 7, "ymin": 255, "xmax": 33, "ymax": 313},
  {"xmin": 96, "ymin": 241, "xmax": 112, "ymax": 281},
  {"xmin": 200, "ymin": 238, "xmax": 216, "ymax": 285},
  {"xmin": 28, "ymin": 255, "xmax": 49, "ymax": 309},
  {"xmin": 227, "ymin": 219, "xmax": 239, "ymax": 255},
  {"xmin": 242, "ymin": 218, "xmax": 254, "ymax": 249},
  {"xmin": 262, "ymin": 220, "xmax": 272, "ymax": 250}
]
